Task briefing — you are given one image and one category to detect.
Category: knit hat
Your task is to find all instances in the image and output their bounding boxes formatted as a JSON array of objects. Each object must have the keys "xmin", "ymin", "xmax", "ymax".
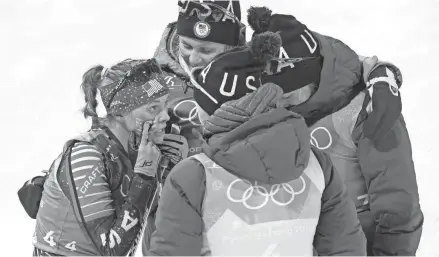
[
  {"xmin": 190, "ymin": 31, "xmax": 282, "ymax": 115},
  {"xmin": 247, "ymin": 6, "xmax": 322, "ymax": 93},
  {"xmin": 98, "ymin": 59, "xmax": 169, "ymax": 116},
  {"xmin": 177, "ymin": 0, "xmax": 245, "ymax": 46}
]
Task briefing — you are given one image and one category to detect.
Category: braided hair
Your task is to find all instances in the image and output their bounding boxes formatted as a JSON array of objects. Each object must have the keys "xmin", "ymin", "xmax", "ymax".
[{"xmin": 80, "ymin": 59, "xmax": 146, "ymax": 128}]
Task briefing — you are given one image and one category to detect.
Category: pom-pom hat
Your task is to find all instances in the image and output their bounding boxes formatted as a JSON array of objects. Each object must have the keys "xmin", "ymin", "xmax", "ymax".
[
  {"xmin": 177, "ymin": 0, "xmax": 245, "ymax": 46},
  {"xmin": 190, "ymin": 31, "xmax": 282, "ymax": 115},
  {"xmin": 247, "ymin": 6, "xmax": 323, "ymax": 93}
]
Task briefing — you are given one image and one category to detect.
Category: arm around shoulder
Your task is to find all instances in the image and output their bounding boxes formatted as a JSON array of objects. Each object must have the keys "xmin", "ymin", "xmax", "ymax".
[{"xmin": 355, "ymin": 115, "xmax": 423, "ymax": 255}]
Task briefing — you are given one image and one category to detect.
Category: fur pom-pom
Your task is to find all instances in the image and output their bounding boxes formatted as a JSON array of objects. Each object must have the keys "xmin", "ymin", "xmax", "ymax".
[
  {"xmin": 248, "ymin": 31, "xmax": 282, "ymax": 62},
  {"xmin": 247, "ymin": 6, "xmax": 273, "ymax": 34}
]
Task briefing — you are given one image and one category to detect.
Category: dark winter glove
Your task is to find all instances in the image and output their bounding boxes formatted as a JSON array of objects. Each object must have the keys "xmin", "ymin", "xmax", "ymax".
[
  {"xmin": 361, "ymin": 56, "xmax": 403, "ymax": 150},
  {"xmin": 128, "ymin": 131, "xmax": 140, "ymax": 166},
  {"xmin": 157, "ymin": 134, "xmax": 189, "ymax": 179},
  {"xmin": 17, "ymin": 172, "xmax": 48, "ymax": 219}
]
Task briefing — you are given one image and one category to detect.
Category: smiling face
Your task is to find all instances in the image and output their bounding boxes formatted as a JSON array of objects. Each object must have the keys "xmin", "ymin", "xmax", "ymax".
[
  {"xmin": 120, "ymin": 94, "xmax": 170, "ymax": 144},
  {"xmin": 179, "ymin": 35, "xmax": 229, "ymax": 70}
]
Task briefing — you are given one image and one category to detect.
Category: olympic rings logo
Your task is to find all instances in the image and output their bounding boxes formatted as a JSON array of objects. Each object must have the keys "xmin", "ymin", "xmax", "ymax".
[
  {"xmin": 226, "ymin": 177, "xmax": 307, "ymax": 210},
  {"xmin": 172, "ymin": 99, "xmax": 202, "ymax": 126},
  {"xmin": 310, "ymin": 126, "xmax": 332, "ymax": 150}
]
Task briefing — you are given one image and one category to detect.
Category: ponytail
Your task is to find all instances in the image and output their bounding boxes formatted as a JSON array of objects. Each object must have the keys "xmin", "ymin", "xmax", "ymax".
[{"xmin": 80, "ymin": 65, "xmax": 104, "ymax": 127}]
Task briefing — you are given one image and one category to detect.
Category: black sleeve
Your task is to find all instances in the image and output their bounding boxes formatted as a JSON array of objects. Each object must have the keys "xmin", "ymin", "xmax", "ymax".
[
  {"xmin": 312, "ymin": 148, "xmax": 367, "ymax": 256},
  {"xmin": 147, "ymin": 158, "xmax": 206, "ymax": 256}
]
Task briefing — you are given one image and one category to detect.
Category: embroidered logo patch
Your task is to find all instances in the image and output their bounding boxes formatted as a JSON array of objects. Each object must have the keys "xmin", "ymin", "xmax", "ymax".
[{"xmin": 193, "ymin": 21, "xmax": 211, "ymax": 39}]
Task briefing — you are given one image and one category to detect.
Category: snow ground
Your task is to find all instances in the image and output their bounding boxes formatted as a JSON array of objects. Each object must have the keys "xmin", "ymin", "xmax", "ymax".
[{"xmin": 1, "ymin": 0, "xmax": 438, "ymax": 255}]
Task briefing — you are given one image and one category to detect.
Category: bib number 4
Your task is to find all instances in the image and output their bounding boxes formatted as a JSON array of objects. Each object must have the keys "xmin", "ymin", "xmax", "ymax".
[
  {"xmin": 43, "ymin": 231, "xmax": 77, "ymax": 252},
  {"xmin": 43, "ymin": 231, "xmax": 56, "ymax": 247}
]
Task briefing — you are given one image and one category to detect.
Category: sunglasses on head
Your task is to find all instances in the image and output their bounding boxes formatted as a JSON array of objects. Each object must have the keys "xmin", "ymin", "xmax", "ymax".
[{"xmin": 179, "ymin": 1, "xmax": 242, "ymax": 25}]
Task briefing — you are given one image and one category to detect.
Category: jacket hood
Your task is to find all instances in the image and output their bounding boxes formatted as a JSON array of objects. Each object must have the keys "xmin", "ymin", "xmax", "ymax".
[
  {"xmin": 203, "ymin": 83, "xmax": 311, "ymax": 184},
  {"xmin": 289, "ymin": 33, "xmax": 364, "ymax": 126},
  {"xmin": 153, "ymin": 22, "xmax": 188, "ymax": 77}
]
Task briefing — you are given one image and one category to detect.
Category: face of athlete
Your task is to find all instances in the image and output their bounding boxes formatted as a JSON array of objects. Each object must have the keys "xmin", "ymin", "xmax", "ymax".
[
  {"xmin": 118, "ymin": 94, "xmax": 170, "ymax": 144},
  {"xmin": 179, "ymin": 36, "xmax": 229, "ymax": 71}
]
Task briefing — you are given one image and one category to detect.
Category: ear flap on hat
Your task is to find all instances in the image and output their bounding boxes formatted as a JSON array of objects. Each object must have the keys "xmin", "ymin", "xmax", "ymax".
[{"xmin": 247, "ymin": 6, "xmax": 273, "ymax": 34}]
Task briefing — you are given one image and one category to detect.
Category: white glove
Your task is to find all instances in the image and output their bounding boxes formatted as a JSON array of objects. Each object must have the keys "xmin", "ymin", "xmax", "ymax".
[{"xmin": 134, "ymin": 122, "xmax": 161, "ymax": 178}]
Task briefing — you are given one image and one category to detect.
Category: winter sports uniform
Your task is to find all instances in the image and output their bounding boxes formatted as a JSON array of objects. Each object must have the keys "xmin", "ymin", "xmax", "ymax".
[
  {"xmin": 146, "ymin": 35, "xmax": 367, "ymax": 254},
  {"xmin": 142, "ymin": 2, "xmax": 245, "ymax": 253},
  {"xmin": 306, "ymin": 43, "xmax": 423, "ymax": 255},
  {"xmin": 152, "ymin": 0, "xmax": 244, "ymax": 157},
  {"xmin": 142, "ymin": 1, "xmax": 421, "ymax": 255},
  {"xmin": 148, "ymin": 89, "xmax": 366, "ymax": 256},
  {"xmin": 33, "ymin": 128, "xmax": 158, "ymax": 256},
  {"xmin": 158, "ymin": 64, "xmax": 204, "ymax": 156},
  {"xmin": 247, "ymin": 7, "xmax": 423, "ymax": 256},
  {"xmin": 25, "ymin": 59, "xmax": 172, "ymax": 256}
]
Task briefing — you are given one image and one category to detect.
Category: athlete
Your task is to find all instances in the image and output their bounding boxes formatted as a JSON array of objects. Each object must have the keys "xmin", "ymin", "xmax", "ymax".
[
  {"xmin": 143, "ymin": 0, "xmax": 414, "ymax": 254},
  {"xmin": 152, "ymin": 0, "xmax": 245, "ymax": 157},
  {"xmin": 146, "ymin": 31, "xmax": 367, "ymax": 256},
  {"xmin": 247, "ymin": 7, "xmax": 423, "ymax": 256},
  {"xmin": 141, "ymin": 1, "xmax": 246, "ymax": 254},
  {"xmin": 30, "ymin": 59, "xmax": 173, "ymax": 256}
]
